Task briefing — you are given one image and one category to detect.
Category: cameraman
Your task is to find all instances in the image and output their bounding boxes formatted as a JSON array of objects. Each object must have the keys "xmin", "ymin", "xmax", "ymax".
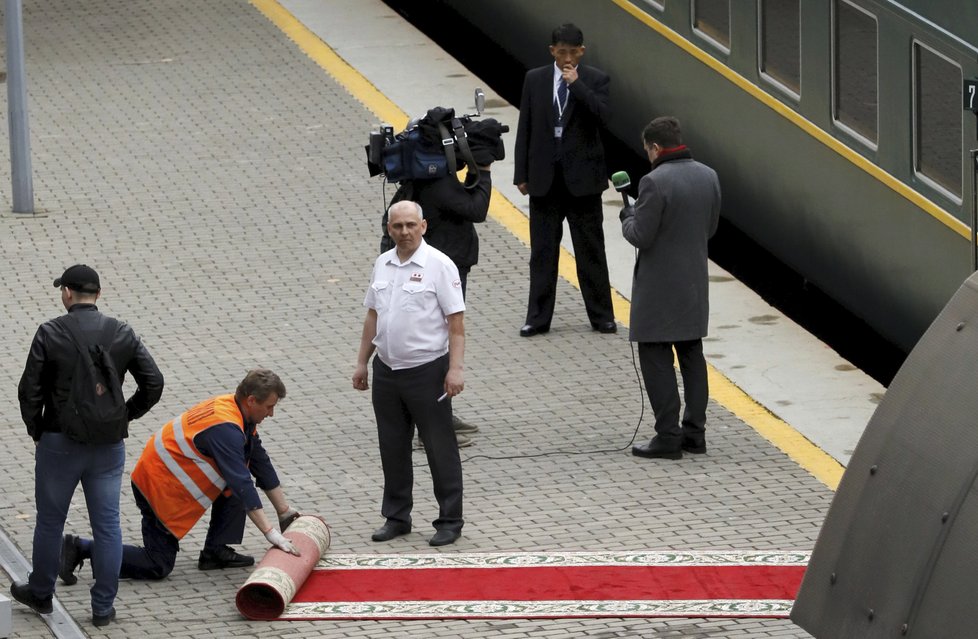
[
  {"xmin": 381, "ymin": 119, "xmax": 504, "ymax": 296},
  {"xmin": 380, "ymin": 118, "xmax": 505, "ymax": 443},
  {"xmin": 385, "ymin": 167, "xmax": 490, "ymax": 296}
]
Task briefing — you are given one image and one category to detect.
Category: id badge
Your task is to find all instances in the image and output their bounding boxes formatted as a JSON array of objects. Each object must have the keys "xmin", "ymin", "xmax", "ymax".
[{"xmin": 554, "ymin": 126, "xmax": 563, "ymax": 139}]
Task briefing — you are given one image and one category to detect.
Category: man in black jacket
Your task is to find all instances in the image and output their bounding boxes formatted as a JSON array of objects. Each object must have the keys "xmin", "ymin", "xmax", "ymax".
[
  {"xmin": 382, "ymin": 115, "xmax": 505, "ymax": 296},
  {"xmin": 389, "ymin": 167, "xmax": 491, "ymax": 296},
  {"xmin": 12, "ymin": 264, "xmax": 164, "ymax": 628}
]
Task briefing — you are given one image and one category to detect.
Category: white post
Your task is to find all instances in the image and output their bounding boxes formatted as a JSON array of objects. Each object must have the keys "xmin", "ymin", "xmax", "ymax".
[
  {"xmin": 0, "ymin": 591, "xmax": 11, "ymax": 638},
  {"xmin": 5, "ymin": 0, "xmax": 35, "ymax": 214}
]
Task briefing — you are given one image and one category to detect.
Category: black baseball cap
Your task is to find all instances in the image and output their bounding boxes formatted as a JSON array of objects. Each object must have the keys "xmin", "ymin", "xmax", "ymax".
[{"xmin": 53, "ymin": 264, "xmax": 101, "ymax": 293}]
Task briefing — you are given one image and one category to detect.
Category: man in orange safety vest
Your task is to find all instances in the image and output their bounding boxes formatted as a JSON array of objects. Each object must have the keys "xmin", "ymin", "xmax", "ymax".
[{"xmin": 60, "ymin": 368, "xmax": 302, "ymax": 585}]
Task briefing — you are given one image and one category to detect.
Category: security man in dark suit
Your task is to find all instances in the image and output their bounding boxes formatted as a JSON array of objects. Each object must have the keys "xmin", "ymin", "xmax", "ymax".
[{"xmin": 514, "ymin": 23, "xmax": 616, "ymax": 337}]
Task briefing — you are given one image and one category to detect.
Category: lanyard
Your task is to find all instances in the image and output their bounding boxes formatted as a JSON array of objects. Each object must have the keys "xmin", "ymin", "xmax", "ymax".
[{"xmin": 554, "ymin": 80, "xmax": 569, "ymax": 121}]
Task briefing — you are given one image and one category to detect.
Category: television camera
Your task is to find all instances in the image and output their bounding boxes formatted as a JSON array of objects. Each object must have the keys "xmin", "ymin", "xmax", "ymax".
[{"xmin": 365, "ymin": 88, "xmax": 508, "ymax": 189}]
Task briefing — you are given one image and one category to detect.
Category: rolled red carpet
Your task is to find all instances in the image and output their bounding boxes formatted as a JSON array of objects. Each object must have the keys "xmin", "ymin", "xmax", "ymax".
[{"xmin": 235, "ymin": 515, "xmax": 332, "ymax": 620}]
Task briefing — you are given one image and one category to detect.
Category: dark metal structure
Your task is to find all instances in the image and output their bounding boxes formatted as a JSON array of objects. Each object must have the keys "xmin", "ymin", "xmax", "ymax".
[{"xmin": 791, "ymin": 270, "xmax": 978, "ymax": 637}]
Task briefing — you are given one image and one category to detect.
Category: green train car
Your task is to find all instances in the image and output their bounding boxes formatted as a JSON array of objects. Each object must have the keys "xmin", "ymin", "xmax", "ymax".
[{"xmin": 439, "ymin": 0, "xmax": 978, "ymax": 352}]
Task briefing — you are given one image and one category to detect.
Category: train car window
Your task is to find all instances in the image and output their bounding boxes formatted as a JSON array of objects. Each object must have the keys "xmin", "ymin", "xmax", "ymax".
[
  {"xmin": 913, "ymin": 42, "xmax": 962, "ymax": 199},
  {"xmin": 833, "ymin": 0, "xmax": 878, "ymax": 146},
  {"xmin": 759, "ymin": 0, "xmax": 800, "ymax": 96},
  {"xmin": 692, "ymin": 0, "xmax": 730, "ymax": 51}
]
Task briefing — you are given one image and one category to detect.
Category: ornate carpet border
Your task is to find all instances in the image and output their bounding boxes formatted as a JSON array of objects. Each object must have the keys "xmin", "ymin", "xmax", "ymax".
[
  {"xmin": 315, "ymin": 551, "xmax": 811, "ymax": 570},
  {"xmin": 281, "ymin": 598, "xmax": 795, "ymax": 620}
]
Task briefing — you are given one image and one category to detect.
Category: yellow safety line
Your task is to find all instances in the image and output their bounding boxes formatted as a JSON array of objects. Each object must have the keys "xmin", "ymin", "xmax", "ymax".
[
  {"xmin": 611, "ymin": 0, "xmax": 970, "ymax": 240},
  {"xmin": 250, "ymin": 0, "xmax": 844, "ymax": 490},
  {"xmin": 249, "ymin": 0, "xmax": 408, "ymax": 132}
]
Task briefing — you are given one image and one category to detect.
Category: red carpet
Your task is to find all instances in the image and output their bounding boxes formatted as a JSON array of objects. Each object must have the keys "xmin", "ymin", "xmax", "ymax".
[{"xmin": 280, "ymin": 551, "xmax": 808, "ymax": 620}]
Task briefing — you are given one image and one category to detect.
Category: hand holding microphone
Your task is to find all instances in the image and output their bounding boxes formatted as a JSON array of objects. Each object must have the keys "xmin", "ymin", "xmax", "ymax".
[
  {"xmin": 611, "ymin": 171, "xmax": 631, "ymax": 207},
  {"xmin": 612, "ymin": 171, "xmax": 633, "ymax": 223}
]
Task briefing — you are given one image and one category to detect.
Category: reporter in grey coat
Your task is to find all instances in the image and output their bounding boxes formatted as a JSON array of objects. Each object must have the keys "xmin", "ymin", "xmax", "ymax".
[{"xmin": 619, "ymin": 116, "xmax": 720, "ymax": 460}]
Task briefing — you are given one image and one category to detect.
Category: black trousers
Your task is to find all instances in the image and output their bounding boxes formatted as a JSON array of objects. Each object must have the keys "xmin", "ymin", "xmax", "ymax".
[
  {"xmin": 525, "ymin": 167, "xmax": 614, "ymax": 328},
  {"xmin": 118, "ymin": 483, "xmax": 246, "ymax": 580},
  {"xmin": 457, "ymin": 265, "xmax": 469, "ymax": 299},
  {"xmin": 637, "ymin": 340, "xmax": 708, "ymax": 442},
  {"xmin": 371, "ymin": 354, "xmax": 463, "ymax": 532}
]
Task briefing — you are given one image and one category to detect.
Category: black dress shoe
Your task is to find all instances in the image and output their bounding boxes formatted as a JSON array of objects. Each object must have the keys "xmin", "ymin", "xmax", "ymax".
[
  {"xmin": 429, "ymin": 530, "xmax": 461, "ymax": 547},
  {"xmin": 632, "ymin": 437, "xmax": 683, "ymax": 460},
  {"xmin": 519, "ymin": 324, "xmax": 549, "ymax": 337},
  {"xmin": 60, "ymin": 533, "xmax": 84, "ymax": 586},
  {"xmin": 681, "ymin": 437, "xmax": 707, "ymax": 454},
  {"xmin": 592, "ymin": 321, "xmax": 618, "ymax": 334},
  {"xmin": 197, "ymin": 545, "xmax": 254, "ymax": 570},
  {"xmin": 371, "ymin": 521, "xmax": 411, "ymax": 542},
  {"xmin": 92, "ymin": 607, "xmax": 116, "ymax": 627},
  {"xmin": 10, "ymin": 582, "xmax": 53, "ymax": 615}
]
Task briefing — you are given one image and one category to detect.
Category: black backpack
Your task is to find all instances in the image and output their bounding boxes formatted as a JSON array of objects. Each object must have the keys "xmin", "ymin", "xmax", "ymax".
[{"xmin": 59, "ymin": 315, "xmax": 129, "ymax": 444}]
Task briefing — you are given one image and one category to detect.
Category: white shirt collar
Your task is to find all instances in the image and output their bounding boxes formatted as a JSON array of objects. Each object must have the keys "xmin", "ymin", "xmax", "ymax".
[{"xmin": 385, "ymin": 238, "xmax": 430, "ymax": 268}]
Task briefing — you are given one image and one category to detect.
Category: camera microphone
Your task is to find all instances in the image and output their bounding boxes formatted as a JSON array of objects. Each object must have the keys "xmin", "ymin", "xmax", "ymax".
[
  {"xmin": 368, "ymin": 131, "xmax": 384, "ymax": 167},
  {"xmin": 611, "ymin": 171, "xmax": 631, "ymax": 207}
]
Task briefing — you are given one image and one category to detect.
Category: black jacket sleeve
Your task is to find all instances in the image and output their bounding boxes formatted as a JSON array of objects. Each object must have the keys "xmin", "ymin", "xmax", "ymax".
[
  {"xmin": 426, "ymin": 170, "xmax": 491, "ymax": 224},
  {"xmin": 122, "ymin": 325, "xmax": 164, "ymax": 422},
  {"xmin": 18, "ymin": 327, "xmax": 47, "ymax": 440},
  {"xmin": 513, "ymin": 71, "xmax": 534, "ymax": 186},
  {"xmin": 17, "ymin": 308, "xmax": 164, "ymax": 441},
  {"xmin": 568, "ymin": 66, "xmax": 611, "ymax": 128}
]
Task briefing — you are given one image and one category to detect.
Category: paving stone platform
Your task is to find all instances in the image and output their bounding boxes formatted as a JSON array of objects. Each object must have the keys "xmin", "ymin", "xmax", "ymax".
[{"xmin": 0, "ymin": 1, "xmax": 832, "ymax": 636}]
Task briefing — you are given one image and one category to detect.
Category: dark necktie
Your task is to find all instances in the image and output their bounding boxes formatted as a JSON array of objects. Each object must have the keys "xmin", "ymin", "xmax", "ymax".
[
  {"xmin": 554, "ymin": 78, "xmax": 568, "ymax": 162},
  {"xmin": 556, "ymin": 78, "xmax": 568, "ymax": 119}
]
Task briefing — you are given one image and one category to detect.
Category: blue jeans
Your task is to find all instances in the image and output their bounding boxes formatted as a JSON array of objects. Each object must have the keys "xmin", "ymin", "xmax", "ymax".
[{"xmin": 29, "ymin": 432, "xmax": 124, "ymax": 616}]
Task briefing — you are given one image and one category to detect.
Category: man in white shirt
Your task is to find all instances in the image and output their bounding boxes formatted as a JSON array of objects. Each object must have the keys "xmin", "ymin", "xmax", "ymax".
[{"xmin": 353, "ymin": 200, "xmax": 466, "ymax": 547}]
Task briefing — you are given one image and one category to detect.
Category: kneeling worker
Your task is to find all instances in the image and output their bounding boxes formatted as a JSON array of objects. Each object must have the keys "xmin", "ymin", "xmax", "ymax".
[{"xmin": 61, "ymin": 368, "xmax": 301, "ymax": 583}]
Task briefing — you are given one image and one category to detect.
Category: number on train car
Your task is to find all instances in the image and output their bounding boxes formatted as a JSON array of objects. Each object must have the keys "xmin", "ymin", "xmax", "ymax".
[{"xmin": 965, "ymin": 79, "xmax": 978, "ymax": 112}]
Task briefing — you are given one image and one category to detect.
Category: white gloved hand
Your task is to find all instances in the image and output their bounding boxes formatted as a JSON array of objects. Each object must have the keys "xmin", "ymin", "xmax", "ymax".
[
  {"xmin": 278, "ymin": 507, "xmax": 301, "ymax": 531},
  {"xmin": 264, "ymin": 528, "xmax": 301, "ymax": 556}
]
